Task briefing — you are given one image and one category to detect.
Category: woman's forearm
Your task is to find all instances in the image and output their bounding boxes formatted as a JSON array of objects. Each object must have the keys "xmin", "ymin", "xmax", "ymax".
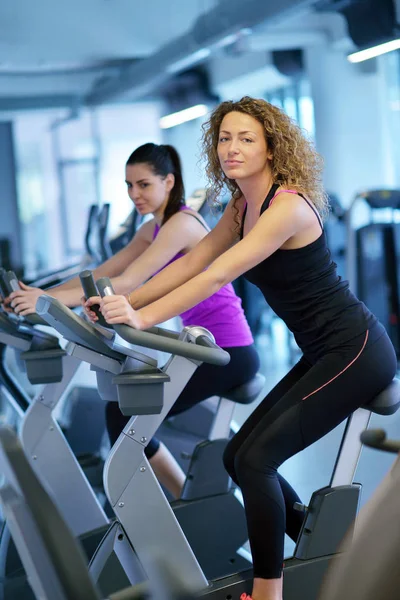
[
  {"xmin": 110, "ymin": 274, "xmax": 141, "ymax": 297},
  {"xmin": 50, "ymin": 275, "xmax": 82, "ymax": 292},
  {"xmin": 138, "ymin": 269, "xmax": 224, "ymax": 329},
  {"xmin": 50, "ymin": 287, "xmax": 86, "ymax": 307},
  {"xmin": 128, "ymin": 252, "xmax": 208, "ymax": 310},
  {"xmin": 47, "ymin": 259, "xmax": 127, "ymax": 306}
]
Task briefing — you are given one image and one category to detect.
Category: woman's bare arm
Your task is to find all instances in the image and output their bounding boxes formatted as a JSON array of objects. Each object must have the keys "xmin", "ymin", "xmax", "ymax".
[
  {"xmin": 101, "ymin": 193, "xmax": 317, "ymax": 329},
  {"xmin": 110, "ymin": 210, "xmax": 208, "ymax": 296},
  {"xmin": 56, "ymin": 220, "xmax": 153, "ymax": 294},
  {"xmin": 8, "ymin": 221, "xmax": 153, "ymax": 313},
  {"xmin": 127, "ymin": 198, "xmax": 239, "ymax": 310}
]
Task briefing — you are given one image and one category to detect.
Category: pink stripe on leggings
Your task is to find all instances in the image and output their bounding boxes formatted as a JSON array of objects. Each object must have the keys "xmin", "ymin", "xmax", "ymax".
[{"xmin": 302, "ymin": 330, "xmax": 369, "ymax": 401}]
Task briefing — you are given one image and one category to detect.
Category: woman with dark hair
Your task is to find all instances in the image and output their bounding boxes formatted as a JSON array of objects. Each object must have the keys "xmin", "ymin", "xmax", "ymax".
[
  {"xmin": 96, "ymin": 100, "xmax": 396, "ymax": 600},
  {"xmin": 8, "ymin": 142, "xmax": 259, "ymax": 499}
]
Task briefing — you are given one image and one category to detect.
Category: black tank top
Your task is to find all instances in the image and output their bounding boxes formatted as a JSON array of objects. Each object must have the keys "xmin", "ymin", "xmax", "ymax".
[{"xmin": 241, "ymin": 183, "xmax": 376, "ymax": 359}]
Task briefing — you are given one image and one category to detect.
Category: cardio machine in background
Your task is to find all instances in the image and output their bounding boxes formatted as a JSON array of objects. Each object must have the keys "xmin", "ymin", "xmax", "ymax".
[
  {"xmin": 0, "ymin": 268, "xmax": 107, "ymax": 485},
  {"xmin": 27, "ymin": 200, "xmax": 132, "ymax": 289},
  {"xmin": 346, "ymin": 189, "xmax": 400, "ymax": 357},
  {"xmin": 324, "ymin": 192, "xmax": 347, "ymax": 281},
  {"xmin": 109, "ymin": 207, "xmax": 143, "ymax": 256},
  {"xmin": 27, "ymin": 203, "xmax": 102, "ymax": 289}
]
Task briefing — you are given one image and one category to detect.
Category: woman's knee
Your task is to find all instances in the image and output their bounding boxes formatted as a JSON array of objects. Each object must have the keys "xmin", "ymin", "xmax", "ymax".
[
  {"xmin": 233, "ymin": 444, "xmax": 276, "ymax": 483},
  {"xmin": 233, "ymin": 448, "xmax": 252, "ymax": 481},
  {"xmin": 144, "ymin": 437, "xmax": 160, "ymax": 459},
  {"xmin": 223, "ymin": 440, "xmax": 265, "ymax": 484}
]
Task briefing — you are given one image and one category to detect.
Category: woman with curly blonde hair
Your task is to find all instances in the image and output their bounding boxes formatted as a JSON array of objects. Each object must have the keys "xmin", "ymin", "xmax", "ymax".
[{"xmin": 95, "ymin": 97, "xmax": 396, "ymax": 600}]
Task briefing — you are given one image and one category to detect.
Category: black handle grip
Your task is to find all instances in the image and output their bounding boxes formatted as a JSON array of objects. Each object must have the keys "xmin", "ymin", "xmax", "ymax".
[
  {"xmin": 360, "ymin": 428, "xmax": 400, "ymax": 454},
  {"xmin": 95, "ymin": 277, "xmax": 229, "ymax": 365},
  {"xmin": 0, "ymin": 271, "xmax": 47, "ymax": 325},
  {"xmin": 96, "ymin": 277, "xmax": 115, "ymax": 297},
  {"xmin": 0, "ymin": 271, "xmax": 14, "ymax": 296},
  {"xmin": 80, "ymin": 270, "xmax": 99, "ymax": 299},
  {"xmin": 360, "ymin": 429, "xmax": 386, "ymax": 447},
  {"xmin": 0, "ymin": 268, "xmax": 8, "ymax": 298},
  {"xmin": 79, "ymin": 270, "xmax": 108, "ymax": 327},
  {"xmin": 6, "ymin": 271, "xmax": 20, "ymax": 293}
]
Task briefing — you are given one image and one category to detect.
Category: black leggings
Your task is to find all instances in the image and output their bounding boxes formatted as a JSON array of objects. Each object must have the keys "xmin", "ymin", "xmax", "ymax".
[
  {"xmin": 106, "ymin": 344, "xmax": 260, "ymax": 456},
  {"xmin": 223, "ymin": 323, "xmax": 397, "ymax": 580}
]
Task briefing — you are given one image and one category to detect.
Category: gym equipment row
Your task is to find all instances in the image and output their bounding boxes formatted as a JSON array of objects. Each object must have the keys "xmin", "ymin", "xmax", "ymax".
[
  {"xmin": 0, "ymin": 269, "xmax": 264, "ymax": 598},
  {"xmin": 0, "ymin": 270, "xmax": 398, "ymax": 599}
]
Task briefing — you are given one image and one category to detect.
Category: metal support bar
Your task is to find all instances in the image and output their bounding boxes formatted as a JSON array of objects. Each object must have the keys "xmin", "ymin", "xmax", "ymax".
[
  {"xmin": 103, "ymin": 354, "xmax": 208, "ymax": 591},
  {"xmin": 19, "ymin": 353, "xmax": 108, "ymax": 536},
  {"xmin": 0, "ymin": 331, "xmax": 31, "ymax": 351},
  {"xmin": 209, "ymin": 397, "xmax": 235, "ymax": 441},
  {"xmin": 330, "ymin": 408, "xmax": 372, "ymax": 488},
  {"xmin": 0, "ymin": 486, "xmax": 69, "ymax": 600}
]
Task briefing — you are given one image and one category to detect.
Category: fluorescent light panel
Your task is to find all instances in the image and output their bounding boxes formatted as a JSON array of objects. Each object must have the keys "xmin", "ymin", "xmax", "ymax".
[
  {"xmin": 348, "ymin": 38, "xmax": 400, "ymax": 63},
  {"xmin": 159, "ymin": 104, "xmax": 208, "ymax": 129},
  {"xmin": 166, "ymin": 29, "xmax": 251, "ymax": 75},
  {"xmin": 166, "ymin": 49, "xmax": 211, "ymax": 75}
]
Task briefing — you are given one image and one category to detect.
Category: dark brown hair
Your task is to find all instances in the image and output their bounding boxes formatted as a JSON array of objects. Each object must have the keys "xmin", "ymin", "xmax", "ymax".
[{"xmin": 127, "ymin": 143, "xmax": 185, "ymax": 225}]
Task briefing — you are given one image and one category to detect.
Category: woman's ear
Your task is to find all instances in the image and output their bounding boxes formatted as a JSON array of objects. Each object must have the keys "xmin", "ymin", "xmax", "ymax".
[{"xmin": 165, "ymin": 173, "xmax": 175, "ymax": 192}]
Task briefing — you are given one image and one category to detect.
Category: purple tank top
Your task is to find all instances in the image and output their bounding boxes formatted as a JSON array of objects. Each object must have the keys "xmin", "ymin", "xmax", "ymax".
[{"xmin": 152, "ymin": 208, "xmax": 253, "ymax": 348}]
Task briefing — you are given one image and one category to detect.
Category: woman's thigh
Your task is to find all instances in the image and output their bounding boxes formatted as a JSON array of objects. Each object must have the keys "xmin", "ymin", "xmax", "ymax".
[{"xmin": 235, "ymin": 328, "xmax": 397, "ymax": 472}]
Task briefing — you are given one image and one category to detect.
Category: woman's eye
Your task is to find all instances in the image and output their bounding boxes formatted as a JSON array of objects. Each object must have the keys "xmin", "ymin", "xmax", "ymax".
[
  {"xmin": 219, "ymin": 137, "xmax": 228, "ymax": 143},
  {"xmin": 140, "ymin": 183, "xmax": 149, "ymax": 189},
  {"xmin": 126, "ymin": 183, "xmax": 132, "ymax": 189},
  {"xmin": 243, "ymin": 138, "xmax": 253, "ymax": 143}
]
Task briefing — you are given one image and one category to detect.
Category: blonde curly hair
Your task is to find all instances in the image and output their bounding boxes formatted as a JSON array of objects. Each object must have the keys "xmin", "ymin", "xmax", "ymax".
[{"xmin": 201, "ymin": 96, "xmax": 329, "ymax": 232}]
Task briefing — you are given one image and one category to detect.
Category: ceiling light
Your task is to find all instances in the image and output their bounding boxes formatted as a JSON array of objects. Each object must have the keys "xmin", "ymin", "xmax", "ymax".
[
  {"xmin": 160, "ymin": 104, "xmax": 209, "ymax": 129},
  {"xmin": 348, "ymin": 38, "xmax": 400, "ymax": 63},
  {"xmin": 215, "ymin": 28, "xmax": 253, "ymax": 49},
  {"xmin": 166, "ymin": 49, "xmax": 211, "ymax": 75}
]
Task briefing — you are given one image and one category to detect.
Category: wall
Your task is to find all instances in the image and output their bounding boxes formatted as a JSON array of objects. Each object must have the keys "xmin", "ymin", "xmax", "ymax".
[
  {"xmin": 306, "ymin": 44, "xmax": 395, "ymax": 206},
  {"xmin": 0, "ymin": 122, "xmax": 22, "ymax": 270}
]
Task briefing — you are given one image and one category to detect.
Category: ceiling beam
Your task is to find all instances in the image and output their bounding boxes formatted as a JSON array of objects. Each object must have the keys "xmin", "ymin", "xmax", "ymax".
[
  {"xmin": 86, "ymin": 0, "xmax": 317, "ymax": 105},
  {"xmin": 0, "ymin": 95, "xmax": 79, "ymax": 112}
]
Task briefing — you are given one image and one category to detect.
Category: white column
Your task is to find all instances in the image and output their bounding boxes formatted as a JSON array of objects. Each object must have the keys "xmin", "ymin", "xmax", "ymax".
[{"xmin": 305, "ymin": 44, "xmax": 395, "ymax": 207}]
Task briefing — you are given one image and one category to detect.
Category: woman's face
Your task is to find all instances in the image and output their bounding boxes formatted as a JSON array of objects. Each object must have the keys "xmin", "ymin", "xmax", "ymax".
[
  {"xmin": 217, "ymin": 111, "xmax": 272, "ymax": 181},
  {"xmin": 125, "ymin": 162, "xmax": 173, "ymax": 216}
]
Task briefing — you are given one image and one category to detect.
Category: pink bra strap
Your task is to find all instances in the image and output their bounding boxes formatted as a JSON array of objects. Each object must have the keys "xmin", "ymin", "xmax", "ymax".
[
  {"xmin": 243, "ymin": 188, "xmax": 323, "ymax": 233},
  {"xmin": 269, "ymin": 189, "xmax": 323, "ymax": 230},
  {"xmin": 268, "ymin": 189, "xmax": 299, "ymax": 206}
]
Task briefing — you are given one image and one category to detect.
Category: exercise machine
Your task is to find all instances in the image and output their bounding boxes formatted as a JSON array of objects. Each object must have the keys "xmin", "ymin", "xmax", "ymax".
[
  {"xmin": 319, "ymin": 426, "xmax": 400, "ymax": 600},
  {"xmin": 0, "ymin": 309, "xmax": 110, "ymax": 600},
  {"xmin": 346, "ymin": 189, "xmax": 400, "ymax": 355},
  {"xmin": 0, "ymin": 424, "xmax": 209, "ymax": 600},
  {"xmin": 0, "ymin": 275, "xmax": 263, "ymax": 597},
  {"xmin": 35, "ymin": 287, "xmax": 257, "ymax": 594},
  {"xmin": 34, "ymin": 279, "xmax": 400, "ymax": 599}
]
